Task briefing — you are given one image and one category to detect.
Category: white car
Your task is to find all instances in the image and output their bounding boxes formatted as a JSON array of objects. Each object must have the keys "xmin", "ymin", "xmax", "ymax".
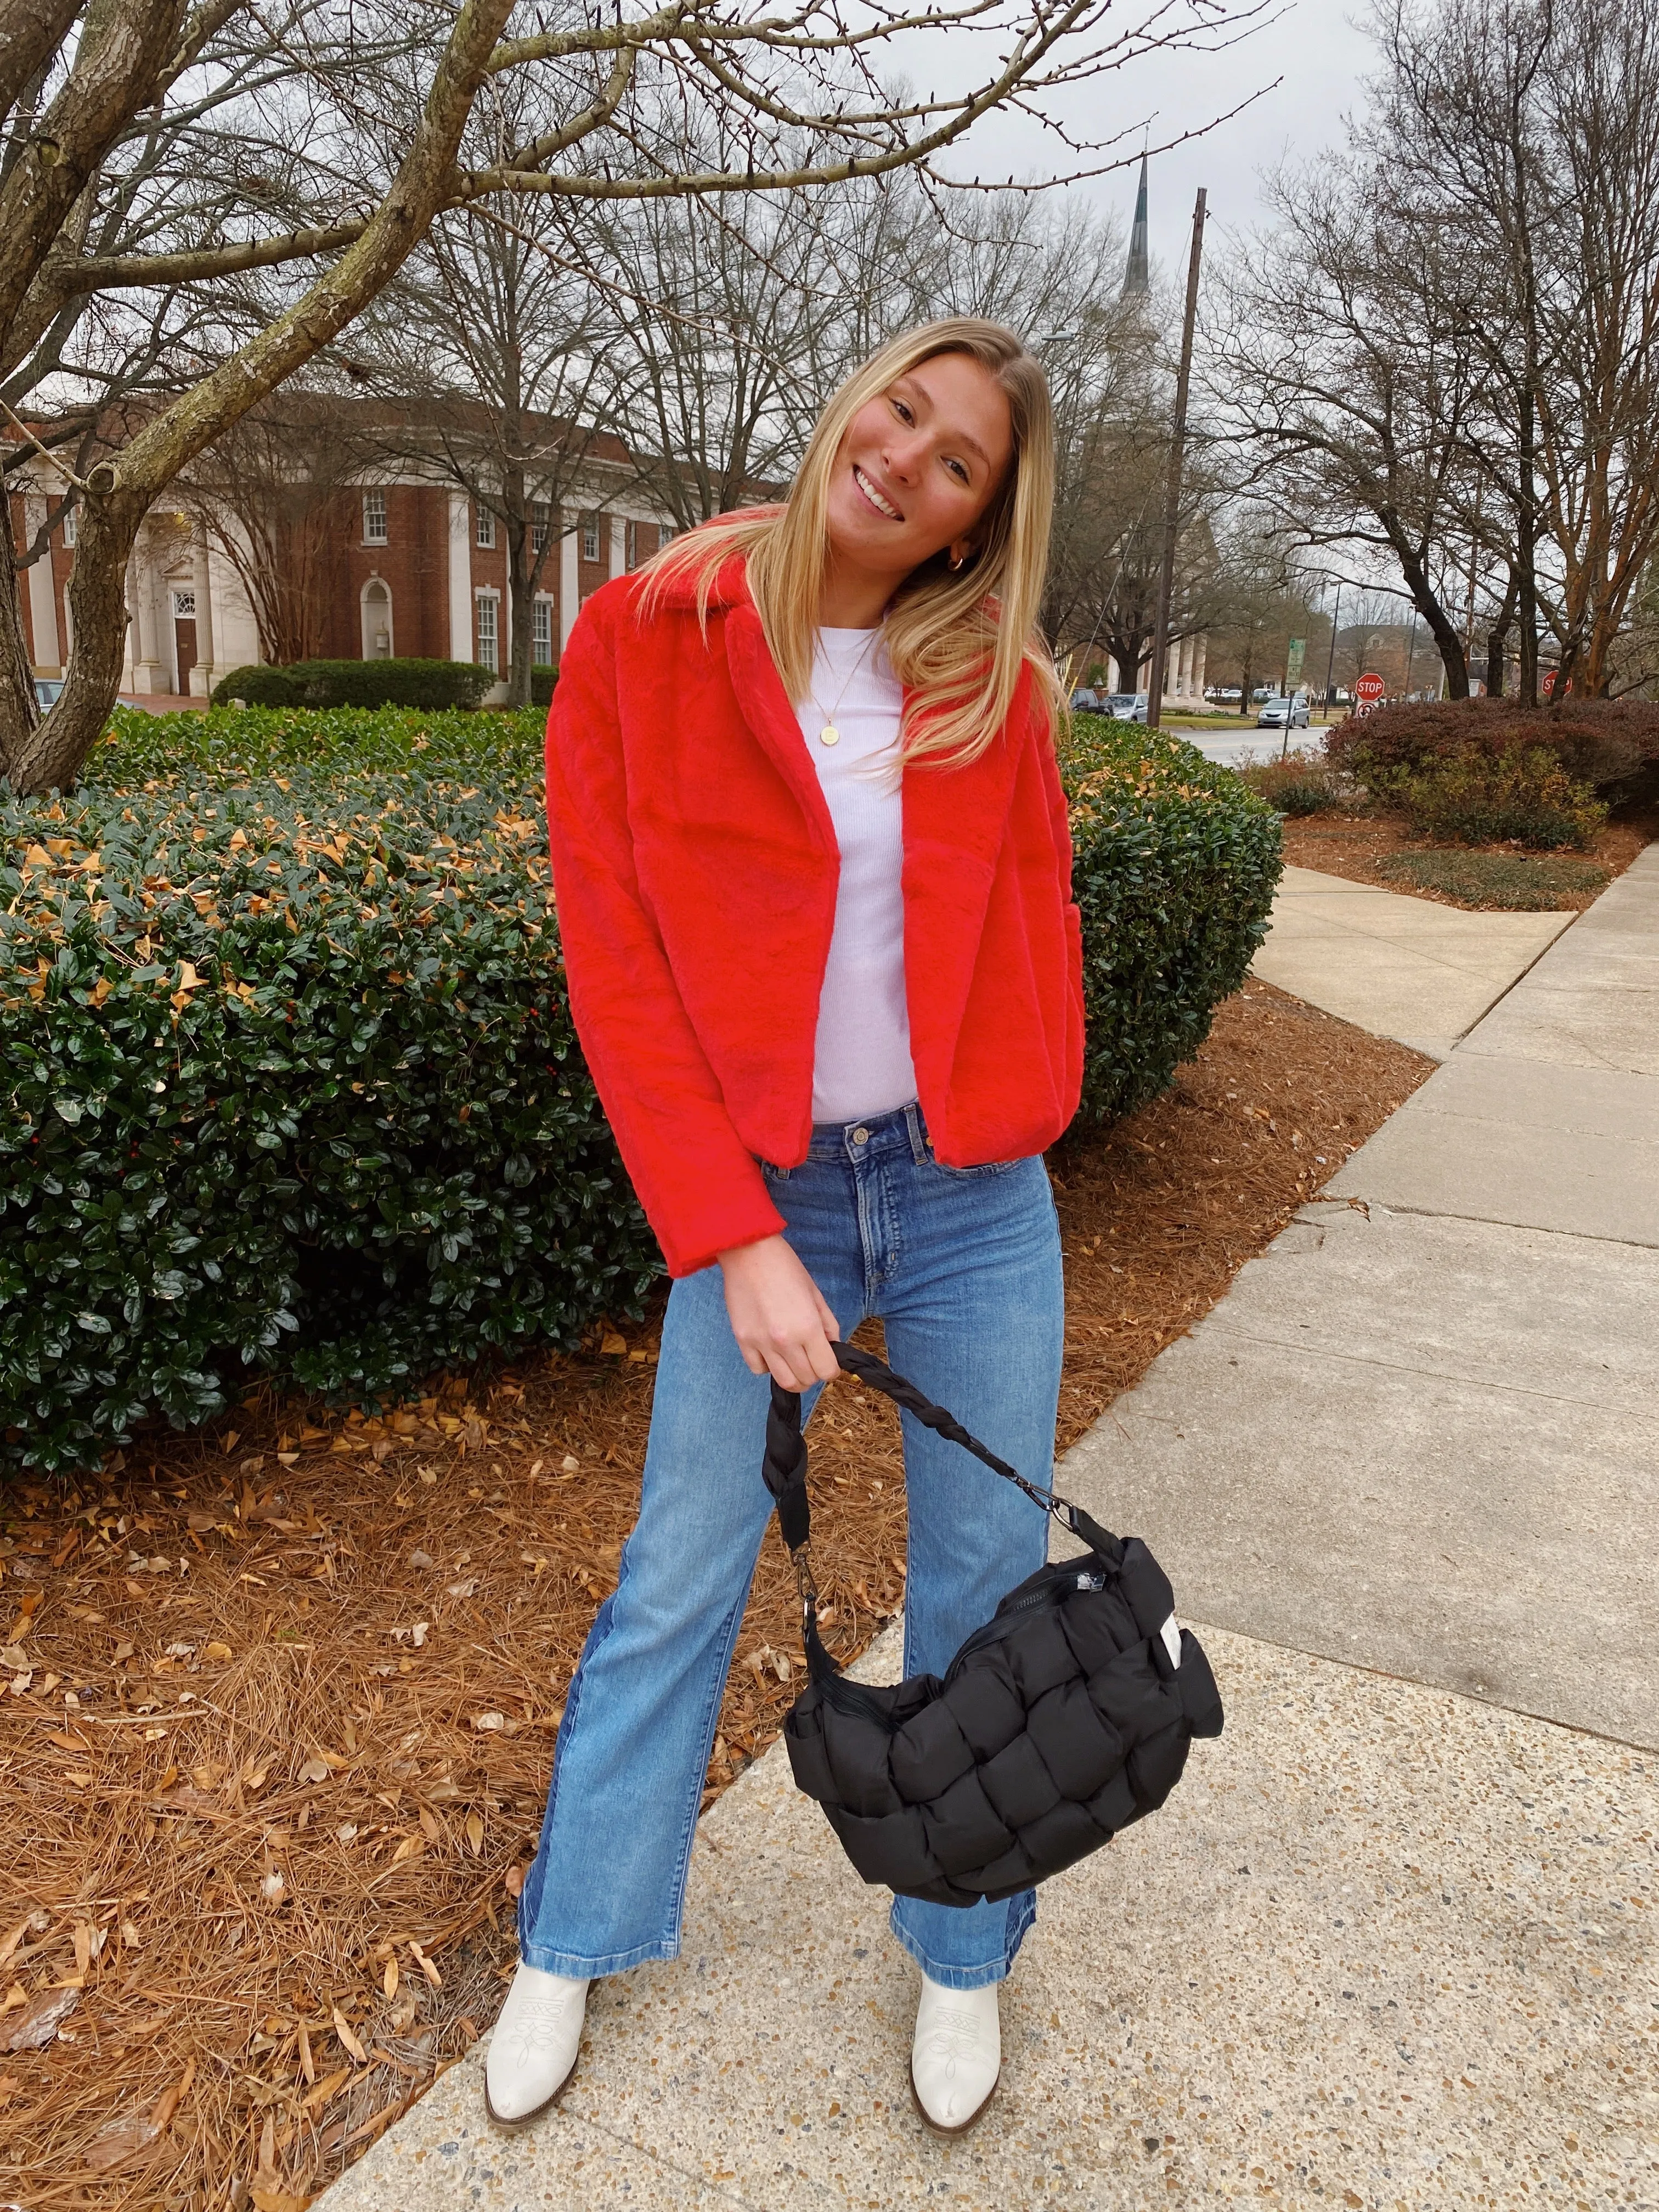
[
  {"xmin": 1102, "ymin": 691, "xmax": 1149, "ymax": 723},
  {"xmin": 1256, "ymin": 693, "xmax": 1310, "ymax": 730}
]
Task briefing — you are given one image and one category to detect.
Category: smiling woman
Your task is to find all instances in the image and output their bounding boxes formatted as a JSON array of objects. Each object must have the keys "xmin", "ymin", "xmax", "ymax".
[{"xmin": 507, "ymin": 319, "xmax": 1082, "ymax": 2138}]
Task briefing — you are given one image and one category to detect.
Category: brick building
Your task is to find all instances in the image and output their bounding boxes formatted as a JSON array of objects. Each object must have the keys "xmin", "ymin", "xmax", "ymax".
[{"xmin": 7, "ymin": 420, "xmax": 674, "ymax": 702}]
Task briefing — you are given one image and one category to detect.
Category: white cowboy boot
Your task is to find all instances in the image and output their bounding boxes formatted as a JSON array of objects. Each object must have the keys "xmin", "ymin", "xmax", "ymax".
[
  {"xmin": 484, "ymin": 1963, "xmax": 589, "ymax": 2127},
  {"xmin": 910, "ymin": 1973, "xmax": 1001, "ymax": 2134}
]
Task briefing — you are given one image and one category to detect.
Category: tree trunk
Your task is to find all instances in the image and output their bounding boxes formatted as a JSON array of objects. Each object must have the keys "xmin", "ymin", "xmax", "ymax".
[
  {"xmin": 1, "ymin": 484, "xmax": 142, "ymax": 792},
  {"xmin": 0, "ymin": 554, "xmax": 42, "ymax": 767},
  {"xmin": 1517, "ymin": 387, "xmax": 1540, "ymax": 708},
  {"xmin": 1485, "ymin": 571, "xmax": 1519, "ymax": 698},
  {"xmin": 1238, "ymin": 642, "xmax": 1252, "ymax": 720}
]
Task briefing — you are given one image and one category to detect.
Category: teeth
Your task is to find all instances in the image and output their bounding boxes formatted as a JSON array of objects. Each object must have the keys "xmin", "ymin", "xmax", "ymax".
[{"xmin": 855, "ymin": 466, "xmax": 900, "ymax": 520}]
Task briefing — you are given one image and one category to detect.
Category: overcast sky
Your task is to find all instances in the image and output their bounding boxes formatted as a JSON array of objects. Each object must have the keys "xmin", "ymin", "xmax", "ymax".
[{"xmin": 933, "ymin": 0, "xmax": 1381, "ymax": 275}]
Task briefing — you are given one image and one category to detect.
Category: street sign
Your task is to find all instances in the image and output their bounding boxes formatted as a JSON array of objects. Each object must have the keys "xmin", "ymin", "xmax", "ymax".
[
  {"xmin": 1355, "ymin": 672, "xmax": 1386, "ymax": 705},
  {"xmin": 1542, "ymin": 668, "xmax": 1559, "ymax": 696},
  {"xmin": 1285, "ymin": 636, "xmax": 1306, "ymax": 684}
]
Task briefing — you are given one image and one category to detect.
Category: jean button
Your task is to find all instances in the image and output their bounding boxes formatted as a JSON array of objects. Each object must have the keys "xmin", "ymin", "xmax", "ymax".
[{"xmin": 851, "ymin": 1125, "xmax": 870, "ymax": 1144}]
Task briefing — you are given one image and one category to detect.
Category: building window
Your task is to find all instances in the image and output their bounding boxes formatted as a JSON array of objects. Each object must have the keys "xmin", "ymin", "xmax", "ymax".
[
  {"xmin": 61, "ymin": 502, "xmax": 77, "ymax": 548},
  {"xmin": 582, "ymin": 514, "xmax": 600, "ymax": 563},
  {"xmin": 362, "ymin": 488, "xmax": 387, "ymax": 544},
  {"xmin": 532, "ymin": 599, "xmax": 553, "ymax": 666},
  {"xmin": 625, "ymin": 520, "xmax": 640, "ymax": 570},
  {"xmin": 475, "ymin": 592, "xmax": 499, "ymax": 674},
  {"xmin": 476, "ymin": 505, "xmax": 496, "ymax": 549},
  {"xmin": 173, "ymin": 589, "xmax": 196, "ymax": 617},
  {"xmin": 531, "ymin": 501, "xmax": 550, "ymax": 555}
]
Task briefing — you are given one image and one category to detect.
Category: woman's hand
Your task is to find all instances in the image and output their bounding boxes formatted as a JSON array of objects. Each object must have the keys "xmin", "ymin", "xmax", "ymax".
[{"xmin": 717, "ymin": 1234, "xmax": 842, "ymax": 1391}]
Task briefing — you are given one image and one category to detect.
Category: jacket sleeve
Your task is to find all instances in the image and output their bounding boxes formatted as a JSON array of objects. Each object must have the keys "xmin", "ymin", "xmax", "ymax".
[{"xmin": 543, "ymin": 594, "xmax": 786, "ymax": 1278}]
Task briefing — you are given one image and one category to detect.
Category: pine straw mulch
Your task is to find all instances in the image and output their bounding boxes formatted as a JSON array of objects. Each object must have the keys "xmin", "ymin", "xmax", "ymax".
[
  {"xmin": 0, "ymin": 980, "xmax": 1432, "ymax": 2212},
  {"xmin": 1279, "ymin": 795, "xmax": 1657, "ymax": 910}
]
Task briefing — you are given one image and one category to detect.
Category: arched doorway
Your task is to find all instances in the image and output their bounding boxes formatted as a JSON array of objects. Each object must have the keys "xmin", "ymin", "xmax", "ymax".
[{"xmin": 361, "ymin": 578, "xmax": 393, "ymax": 660}]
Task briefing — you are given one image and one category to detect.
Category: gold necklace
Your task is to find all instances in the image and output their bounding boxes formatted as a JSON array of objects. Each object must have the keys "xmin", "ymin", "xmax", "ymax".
[{"xmin": 805, "ymin": 630, "xmax": 879, "ymax": 747}]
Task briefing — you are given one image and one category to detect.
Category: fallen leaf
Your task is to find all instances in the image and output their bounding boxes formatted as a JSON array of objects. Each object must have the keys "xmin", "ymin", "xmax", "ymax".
[
  {"xmin": 299, "ymin": 1758, "xmax": 330, "ymax": 1785},
  {"xmin": 111, "ymin": 1640, "xmax": 136, "ymax": 1664},
  {"xmin": 120, "ymin": 1919, "xmax": 143, "ymax": 1950},
  {"xmin": 471, "ymin": 1711, "xmax": 505, "ymax": 1732},
  {"xmin": 408, "ymin": 1550, "xmax": 433, "ymax": 1571},
  {"xmin": 250, "ymin": 2188, "xmax": 308, "ymax": 2212},
  {"xmin": 504, "ymin": 1864, "xmax": 527, "ymax": 1901},
  {"xmin": 464, "ymin": 1812, "xmax": 484, "ymax": 1857},
  {"xmin": 446, "ymin": 1576, "xmax": 480, "ymax": 1599},
  {"xmin": 335, "ymin": 1824, "xmax": 359, "ymax": 1846},
  {"xmin": 560, "ymin": 1454, "xmax": 580, "ymax": 1472},
  {"xmin": 3, "ymin": 1984, "xmax": 78, "ymax": 2050},
  {"xmin": 203, "ymin": 1641, "xmax": 233, "ymax": 1663},
  {"xmin": 0, "ymin": 1645, "xmax": 28, "ymax": 1672},
  {"xmin": 417, "ymin": 1805, "xmax": 441, "ymax": 1845},
  {"xmin": 382, "ymin": 1957, "xmax": 398, "ymax": 2000},
  {"xmin": 84, "ymin": 2103, "xmax": 162, "ymax": 2172},
  {"xmin": 301, "ymin": 2063, "xmax": 350, "ymax": 2112},
  {"xmin": 332, "ymin": 2006, "xmax": 368, "ymax": 2064},
  {"xmin": 409, "ymin": 1939, "xmax": 442, "ymax": 1989},
  {"xmin": 388, "ymin": 1836, "xmax": 424, "ymax": 1866}
]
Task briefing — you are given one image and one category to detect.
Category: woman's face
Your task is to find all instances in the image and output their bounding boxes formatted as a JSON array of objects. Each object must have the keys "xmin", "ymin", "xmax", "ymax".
[{"xmin": 824, "ymin": 353, "xmax": 1014, "ymax": 590}]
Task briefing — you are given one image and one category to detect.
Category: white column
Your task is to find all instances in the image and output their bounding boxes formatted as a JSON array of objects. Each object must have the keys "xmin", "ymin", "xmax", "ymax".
[
  {"xmin": 560, "ymin": 518, "xmax": 580, "ymax": 651},
  {"xmin": 130, "ymin": 532, "xmax": 166, "ymax": 693},
  {"xmin": 23, "ymin": 495, "xmax": 60, "ymax": 672},
  {"xmin": 447, "ymin": 490, "xmax": 473, "ymax": 662},
  {"xmin": 1193, "ymin": 634, "xmax": 1207, "ymax": 703},
  {"xmin": 609, "ymin": 512, "xmax": 625, "ymax": 578},
  {"xmin": 190, "ymin": 526, "xmax": 217, "ymax": 696}
]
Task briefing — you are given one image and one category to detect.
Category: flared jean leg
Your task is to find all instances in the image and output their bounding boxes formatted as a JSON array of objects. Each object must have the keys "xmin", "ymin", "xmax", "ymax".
[
  {"xmin": 517, "ymin": 1265, "xmax": 795, "ymax": 1976},
  {"xmin": 878, "ymin": 1153, "xmax": 1064, "ymax": 1989},
  {"xmin": 517, "ymin": 1234, "xmax": 865, "ymax": 1978}
]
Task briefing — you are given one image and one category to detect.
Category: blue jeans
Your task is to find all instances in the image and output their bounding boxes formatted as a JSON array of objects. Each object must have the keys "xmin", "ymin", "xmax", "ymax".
[{"xmin": 518, "ymin": 1101, "xmax": 1064, "ymax": 1990}]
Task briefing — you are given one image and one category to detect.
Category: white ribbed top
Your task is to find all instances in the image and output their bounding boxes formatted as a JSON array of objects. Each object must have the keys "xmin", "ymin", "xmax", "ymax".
[{"xmin": 797, "ymin": 628, "xmax": 917, "ymax": 1125}]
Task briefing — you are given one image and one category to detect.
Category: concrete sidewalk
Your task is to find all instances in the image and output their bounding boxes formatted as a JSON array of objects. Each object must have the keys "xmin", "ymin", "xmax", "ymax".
[
  {"xmin": 1249, "ymin": 864, "xmax": 1576, "ymax": 1059},
  {"xmin": 320, "ymin": 850, "xmax": 1658, "ymax": 2212}
]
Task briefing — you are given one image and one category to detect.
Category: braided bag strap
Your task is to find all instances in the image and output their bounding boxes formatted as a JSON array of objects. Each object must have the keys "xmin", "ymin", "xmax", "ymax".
[{"xmin": 761, "ymin": 1342, "xmax": 1121, "ymax": 1675}]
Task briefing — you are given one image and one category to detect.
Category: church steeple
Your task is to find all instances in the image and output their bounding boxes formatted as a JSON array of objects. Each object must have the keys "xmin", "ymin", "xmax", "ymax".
[{"xmin": 1123, "ymin": 153, "xmax": 1150, "ymax": 297}]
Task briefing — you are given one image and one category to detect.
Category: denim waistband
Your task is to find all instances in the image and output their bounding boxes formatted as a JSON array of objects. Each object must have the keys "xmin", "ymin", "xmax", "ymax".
[{"xmin": 803, "ymin": 1099, "xmax": 930, "ymax": 1165}]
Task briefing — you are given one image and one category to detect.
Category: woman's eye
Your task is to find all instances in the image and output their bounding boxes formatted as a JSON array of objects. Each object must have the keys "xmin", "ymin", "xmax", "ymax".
[
  {"xmin": 891, "ymin": 398, "xmax": 913, "ymax": 424},
  {"xmin": 945, "ymin": 458, "xmax": 969, "ymax": 483}
]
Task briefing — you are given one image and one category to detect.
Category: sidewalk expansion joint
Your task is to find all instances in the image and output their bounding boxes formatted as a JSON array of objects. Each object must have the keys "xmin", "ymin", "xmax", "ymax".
[
  {"xmin": 1345, "ymin": 1198, "xmax": 1659, "ymax": 1251},
  {"xmin": 1200, "ymin": 1321, "xmax": 1658, "ymax": 1414}
]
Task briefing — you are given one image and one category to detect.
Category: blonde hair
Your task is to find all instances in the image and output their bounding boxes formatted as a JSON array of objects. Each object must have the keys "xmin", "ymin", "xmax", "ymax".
[{"xmin": 639, "ymin": 318, "xmax": 1060, "ymax": 766}]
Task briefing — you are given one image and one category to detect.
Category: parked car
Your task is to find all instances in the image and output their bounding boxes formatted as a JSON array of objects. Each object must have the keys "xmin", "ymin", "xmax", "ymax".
[
  {"xmin": 1102, "ymin": 691, "xmax": 1149, "ymax": 723},
  {"xmin": 1069, "ymin": 686, "xmax": 1103, "ymax": 713},
  {"xmin": 33, "ymin": 676, "xmax": 64, "ymax": 709},
  {"xmin": 1256, "ymin": 692, "xmax": 1310, "ymax": 730}
]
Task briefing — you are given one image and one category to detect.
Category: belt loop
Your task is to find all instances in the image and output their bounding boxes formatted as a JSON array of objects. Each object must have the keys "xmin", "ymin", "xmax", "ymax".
[{"xmin": 905, "ymin": 1100, "xmax": 928, "ymax": 1164}]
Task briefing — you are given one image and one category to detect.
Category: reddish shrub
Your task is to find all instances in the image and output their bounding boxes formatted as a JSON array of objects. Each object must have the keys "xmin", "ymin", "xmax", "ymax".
[{"xmin": 1326, "ymin": 697, "xmax": 1659, "ymax": 792}]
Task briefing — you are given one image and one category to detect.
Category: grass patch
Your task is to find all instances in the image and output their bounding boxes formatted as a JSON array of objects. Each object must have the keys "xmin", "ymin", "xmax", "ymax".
[{"xmin": 1375, "ymin": 849, "xmax": 1609, "ymax": 909}]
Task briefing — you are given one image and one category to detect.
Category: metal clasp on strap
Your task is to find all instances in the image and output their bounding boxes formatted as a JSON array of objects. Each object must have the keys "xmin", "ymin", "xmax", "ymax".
[{"xmin": 790, "ymin": 1543, "xmax": 820, "ymax": 1607}]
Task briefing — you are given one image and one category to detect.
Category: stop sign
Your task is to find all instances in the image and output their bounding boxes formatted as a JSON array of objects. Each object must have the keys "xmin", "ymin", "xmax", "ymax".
[
  {"xmin": 1355, "ymin": 672, "xmax": 1386, "ymax": 704},
  {"xmin": 1543, "ymin": 668, "xmax": 1559, "ymax": 696}
]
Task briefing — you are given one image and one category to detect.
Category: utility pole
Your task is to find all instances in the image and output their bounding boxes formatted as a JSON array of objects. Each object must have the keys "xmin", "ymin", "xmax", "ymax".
[
  {"xmin": 1321, "ymin": 578, "xmax": 1341, "ymax": 724},
  {"xmin": 1146, "ymin": 188, "xmax": 1206, "ymax": 730}
]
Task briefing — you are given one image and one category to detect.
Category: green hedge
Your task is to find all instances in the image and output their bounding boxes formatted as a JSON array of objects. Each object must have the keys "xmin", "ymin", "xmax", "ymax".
[
  {"xmin": 1062, "ymin": 715, "xmax": 1282, "ymax": 1126},
  {"xmin": 1, "ymin": 707, "xmax": 1277, "ymax": 1471},
  {"xmin": 210, "ymin": 658, "xmax": 495, "ymax": 711}
]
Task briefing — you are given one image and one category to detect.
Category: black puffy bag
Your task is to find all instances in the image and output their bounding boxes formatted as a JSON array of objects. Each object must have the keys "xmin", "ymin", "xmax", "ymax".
[{"xmin": 763, "ymin": 1343, "xmax": 1223, "ymax": 1908}]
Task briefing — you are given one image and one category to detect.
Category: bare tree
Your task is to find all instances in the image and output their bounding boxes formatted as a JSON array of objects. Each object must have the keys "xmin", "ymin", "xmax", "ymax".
[
  {"xmin": 1204, "ymin": 143, "xmax": 1486, "ymax": 699},
  {"xmin": 179, "ymin": 395, "xmax": 365, "ymax": 665}
]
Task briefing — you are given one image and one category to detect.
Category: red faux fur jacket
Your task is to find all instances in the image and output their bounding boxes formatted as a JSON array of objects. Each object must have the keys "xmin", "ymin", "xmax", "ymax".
[{"xmin": 543, "ymin": 559, "xmax": 1084, "ymax": 1278}]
